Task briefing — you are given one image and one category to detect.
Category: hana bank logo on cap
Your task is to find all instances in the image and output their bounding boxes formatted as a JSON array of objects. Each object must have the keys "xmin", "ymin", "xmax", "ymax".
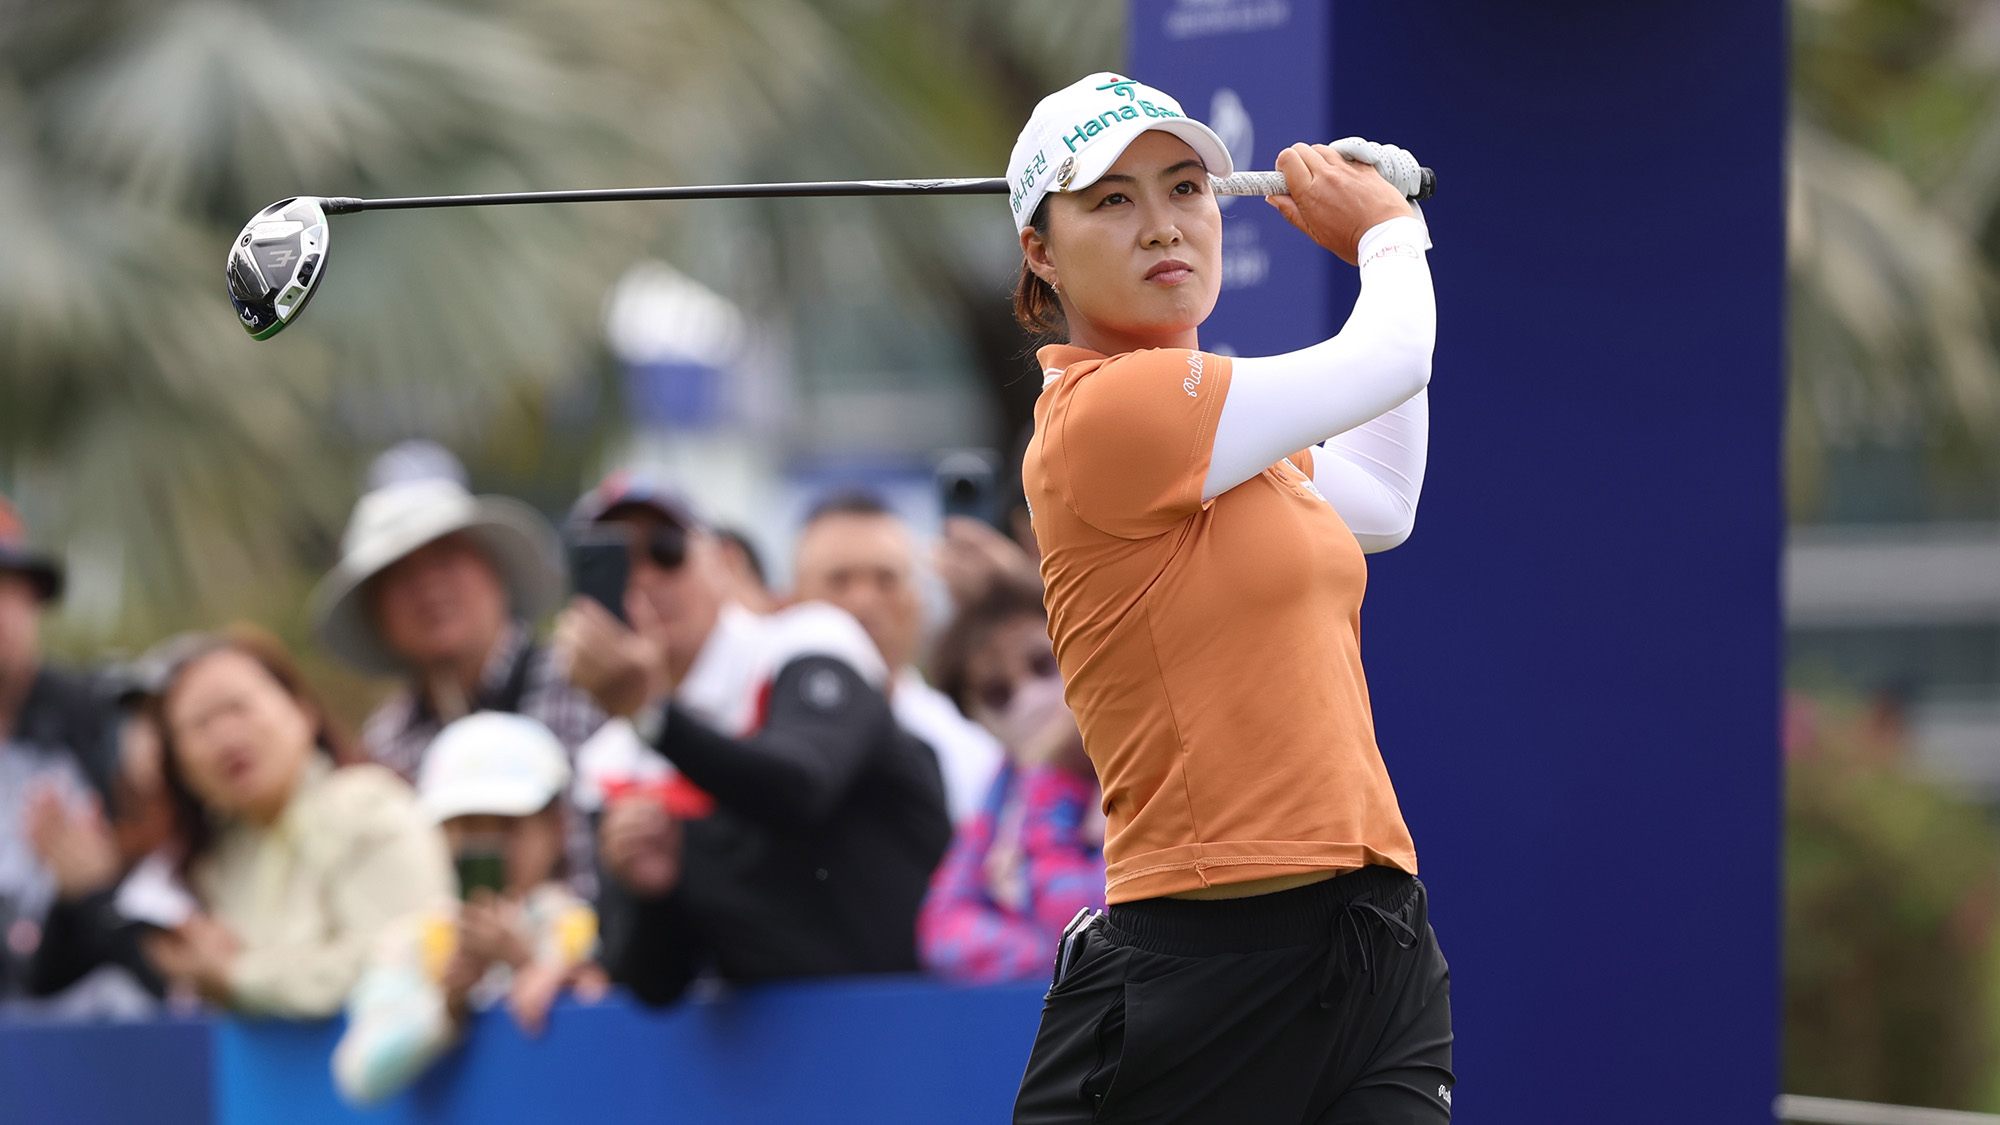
[{"xmin": 1005, "ymin": 72, "xmax": 1235, "ymax": 232}]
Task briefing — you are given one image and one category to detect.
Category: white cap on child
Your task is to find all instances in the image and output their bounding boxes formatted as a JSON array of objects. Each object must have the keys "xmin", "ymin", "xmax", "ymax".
[{"xmin": 417, "ymin": 711, "xmax": 572, "ymax": 823}]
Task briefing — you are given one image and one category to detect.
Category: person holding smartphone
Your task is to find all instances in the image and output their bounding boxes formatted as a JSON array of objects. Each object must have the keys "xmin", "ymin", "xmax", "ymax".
[
  {"xmin": 553, "ymin": 473, "xmax": 951, "ymax": 1004},
  {"xmin": 333, "ymin": 712, "xmax": 601, "ymax": 1105},
  {"xmin": 1005, "ymin": 75, "xmax": 1449, "ymax": 1123}
]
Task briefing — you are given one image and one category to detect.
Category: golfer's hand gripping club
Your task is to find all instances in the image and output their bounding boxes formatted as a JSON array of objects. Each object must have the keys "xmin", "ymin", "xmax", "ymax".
[
  {"xmin": 225, "ymin": 137, "xmax": 1434, "ymax": 341},
  {"xmin": 1210, "ymin": 137, "xmax": 1434, "ymax": 202}
]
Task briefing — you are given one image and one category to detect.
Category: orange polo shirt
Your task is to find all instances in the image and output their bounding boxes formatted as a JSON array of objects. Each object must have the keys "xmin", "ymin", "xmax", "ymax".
[{"xmin": 1025, "ymin": 344, "xmax": 1417, "ymax": 904}]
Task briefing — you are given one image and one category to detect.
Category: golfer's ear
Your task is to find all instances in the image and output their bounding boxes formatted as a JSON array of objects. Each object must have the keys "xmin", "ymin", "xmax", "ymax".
[{"xmin": 1021, "ymin": 225, "xmax": 1059, "ymax": 288}]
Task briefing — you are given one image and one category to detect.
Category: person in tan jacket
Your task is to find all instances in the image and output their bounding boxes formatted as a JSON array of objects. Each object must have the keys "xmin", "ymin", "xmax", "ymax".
[{"xmin": 140, "ymin": 627, "xmax": 453, "ymax": 1016}]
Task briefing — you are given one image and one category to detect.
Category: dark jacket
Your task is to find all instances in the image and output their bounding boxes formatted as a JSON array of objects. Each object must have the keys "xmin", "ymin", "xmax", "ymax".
[
  {"xmin": 4, "ymin": 666, "xmax": 135, "ymax": 1002},
  {"xmin": 601, "ymin": 655, "xmax": 952, "ymax": 1005},
  {"xmin": 27, "ymin": 889, "xmax": 162, "ymax": 998},
  {"xmin": 13, "ymin": 667, "xmax": 121, "ymax": 803}
]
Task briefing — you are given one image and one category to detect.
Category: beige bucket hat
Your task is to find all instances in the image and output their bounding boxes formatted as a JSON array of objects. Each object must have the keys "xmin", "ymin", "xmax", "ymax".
[{"xmin": 309, "ymin": 476, "xmax": 564, "ymax": 675}]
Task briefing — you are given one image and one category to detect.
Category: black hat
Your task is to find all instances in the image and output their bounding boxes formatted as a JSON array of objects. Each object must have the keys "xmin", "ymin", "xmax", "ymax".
[
  {"xmin": 0, "ymin": 493, "xmax": 62, "ymax": 602},
  {"xmin": 568, "ymin": 469, "xmax": 705, "ymax": 531}
]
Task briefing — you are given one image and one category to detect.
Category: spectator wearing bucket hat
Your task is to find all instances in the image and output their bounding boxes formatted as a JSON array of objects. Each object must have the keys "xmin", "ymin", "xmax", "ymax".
[
  {"xmin": 309, "ymin": 444, "xmax": 604, "ymax": 894},
  {"xmin": 0, "ymin": 492, "xmax": 130, "ymax": 1010},
  {"xmin": 554, "ymin": 471, "xmax": 952, "ymax": 1005}
]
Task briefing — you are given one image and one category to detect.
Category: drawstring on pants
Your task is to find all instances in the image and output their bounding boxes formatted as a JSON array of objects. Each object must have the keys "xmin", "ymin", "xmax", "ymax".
[{"xmin": 1317, "ymin": 892, "xmax": 1418, "ymax": 1009}]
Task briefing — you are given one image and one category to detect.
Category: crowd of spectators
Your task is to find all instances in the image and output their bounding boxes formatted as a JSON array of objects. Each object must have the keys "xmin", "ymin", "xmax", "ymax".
[{"xmin": 0, "ymin": 442, "xmax": 1103, "ymax": 1101}]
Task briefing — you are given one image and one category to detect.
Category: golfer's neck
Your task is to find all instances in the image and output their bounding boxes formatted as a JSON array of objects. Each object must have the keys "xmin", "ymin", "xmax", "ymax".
[{"xmin": 1064, "ymin": 314, "xmax": 1198, "ymax": 359}]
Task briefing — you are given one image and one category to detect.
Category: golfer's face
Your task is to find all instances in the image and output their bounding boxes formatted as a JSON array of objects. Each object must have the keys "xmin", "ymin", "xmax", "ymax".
[{"xmin": 1041, "ymin": 131, "xmax": 1222, "ymax": 344}]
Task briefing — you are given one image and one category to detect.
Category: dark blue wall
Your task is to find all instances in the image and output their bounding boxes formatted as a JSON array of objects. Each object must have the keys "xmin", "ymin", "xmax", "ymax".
[
  {"xmin": 1133, "ymin": 3, "xmax": 1786, "ymax": 1121},
  {"xmin": 0, "ymin": 1015, "xmax": 211, "ymax": 1125}
]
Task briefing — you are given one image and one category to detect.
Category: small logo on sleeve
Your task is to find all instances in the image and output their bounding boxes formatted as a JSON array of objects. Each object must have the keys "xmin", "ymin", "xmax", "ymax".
[
  {"xmin": 1361, "ymin": 242, "xmax": 1424, "ymax": 269},
  {"xmin": 1182, "ymin": 352, "xmax": 1205, "ymax": 397},
  {"xmin": 1438, "ymin": 1085, "xmax": 1452, "ymax": 1107},
  {"xmin": 801, "ymin": 667, "xmax": 847, "ymax": 711}
]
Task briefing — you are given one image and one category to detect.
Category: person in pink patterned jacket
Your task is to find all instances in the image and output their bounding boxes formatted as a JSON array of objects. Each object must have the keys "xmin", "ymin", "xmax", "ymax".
[{"xmin": 918, "ymin": 580, "xmax": 1103, "ymax": 985}]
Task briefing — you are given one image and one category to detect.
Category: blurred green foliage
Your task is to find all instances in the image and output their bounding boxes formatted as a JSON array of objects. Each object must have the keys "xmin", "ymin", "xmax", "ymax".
[
  {"xmin": 1785, "ymin": 697, "xmax": 2000, "ymax": 1109},
  {"xmin": 1787, "ymin": 3, "xmax": 2000, "ymax": 1107},
  {"xmin": 0, "ymin": 0, "xmax": 1120, "ymax": 687},
  {"xmin": 1790, "ymin": 0, "xmax": 2000, "ymax": 519},
  {"xmin": 1794, "ymin": 0, "xmax": 1995, "ymax": 179}
]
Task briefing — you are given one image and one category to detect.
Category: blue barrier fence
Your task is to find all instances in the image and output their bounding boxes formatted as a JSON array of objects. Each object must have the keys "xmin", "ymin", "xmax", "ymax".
[
  {"xmin": 1, "ymin": 1013, "xmax": 212, "ymax": 1125},
  {"xmin": 3, "ymin": 979, "xmax": 1048, "ymax": 1125}
]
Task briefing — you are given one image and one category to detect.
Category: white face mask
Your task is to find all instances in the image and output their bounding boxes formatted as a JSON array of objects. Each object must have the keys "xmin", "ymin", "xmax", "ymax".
[{"xmin": 988, "ymin": 672, "xmax": 1069, "ymax": 754}]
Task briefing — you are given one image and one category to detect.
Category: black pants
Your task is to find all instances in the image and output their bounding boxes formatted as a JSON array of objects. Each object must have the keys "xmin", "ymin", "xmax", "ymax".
[{"xmin": 1014, "ymin": 865, "xmax": 1453, "ymax": 1124}]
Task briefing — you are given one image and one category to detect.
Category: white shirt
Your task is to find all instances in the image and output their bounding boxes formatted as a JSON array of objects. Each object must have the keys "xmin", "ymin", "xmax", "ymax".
[
  {"xmin": 1205, "ymin": 215, "xmax": 1436, "ymax": 553},
  {"xmin": 890, "ymin": 667, "xmax": 1005, "ymax": 825},
  {"xmin": 573, "ymin": 601, "xmax": 891, "ymax": 809},
  {"xmin": 677, "ymin": 602, "xmax": 888, "ymax": 737}
]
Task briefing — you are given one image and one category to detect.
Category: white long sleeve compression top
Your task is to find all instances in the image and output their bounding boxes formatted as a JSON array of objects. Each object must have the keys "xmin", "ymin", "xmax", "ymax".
[{"xmin": 1202, "ymin": 215, "xmax": 1435, "ymax": 552}]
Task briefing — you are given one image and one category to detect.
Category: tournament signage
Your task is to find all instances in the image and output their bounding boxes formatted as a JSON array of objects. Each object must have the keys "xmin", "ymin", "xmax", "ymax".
[
  {"xmin": 1129, "ymin": 0, "xmax": 1332, "ymax": 356},
  {"xmin": 1133, "ymin": 3, "xmax": 1785, "ymax": 1122}
]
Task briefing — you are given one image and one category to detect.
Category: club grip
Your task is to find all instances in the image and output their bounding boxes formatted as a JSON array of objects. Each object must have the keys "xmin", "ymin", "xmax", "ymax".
[
  {"xmin": 1210, "ymin": 171, "xmax": 1291, "ymax": 197},
  {"xmin": 1210, "ymin": 153, "xmax": 1436, "ymax": 202}
]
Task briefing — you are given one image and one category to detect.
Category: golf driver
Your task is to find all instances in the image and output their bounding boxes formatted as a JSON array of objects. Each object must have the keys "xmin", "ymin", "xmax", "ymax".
[
  {"xmin": 226, "ymin": 196, "xmax": 332, "ymax": 341},
  {"xmin": 225, "ymin": 145, "xmax": 1434, "ymax": 340}
]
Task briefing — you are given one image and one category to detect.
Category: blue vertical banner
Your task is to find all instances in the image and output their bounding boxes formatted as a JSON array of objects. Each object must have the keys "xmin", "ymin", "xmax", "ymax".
[
  {"xmin": 1127, "ymin": 0, "xmax": 1333, "ymax": 355},
  {"xmin": 1133, "ymin": 3, "xmax": 1786, "ymax": 1123},
  {"xmin": 603, "ymin": 260, "xmax": 748, "ymax": 431}
]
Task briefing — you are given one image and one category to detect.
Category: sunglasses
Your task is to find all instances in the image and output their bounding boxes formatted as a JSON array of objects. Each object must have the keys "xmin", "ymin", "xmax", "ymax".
[
  {"xmin": 640, "ymin": 524, "xmax": 688, "ymax": 571},
  {"xmin": 972, "ymin": 651, "xmax": 1061, "ymax": 714}
]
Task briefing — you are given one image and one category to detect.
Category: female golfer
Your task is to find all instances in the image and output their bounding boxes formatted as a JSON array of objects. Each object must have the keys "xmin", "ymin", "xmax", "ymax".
[{"xmin": 1007, "ymin": 74, "xmax": 1447, "ymax": 1124}]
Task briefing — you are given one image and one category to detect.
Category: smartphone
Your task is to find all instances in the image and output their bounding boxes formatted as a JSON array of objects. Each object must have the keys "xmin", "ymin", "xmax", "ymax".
[
  {"xmin": 936, "ymin": 450, "xmax": 997, "ymax": 525},
  {"xmin": 455, "ymin": 849, "xmax": 507, "ymax": 900},
  {"xmin": 568, "ymin": 528, "xmax": 631, "ymax": 623},
  {"xmin": 1051, "ymin": 907, "xmax": 1102, "ymax": 991}
]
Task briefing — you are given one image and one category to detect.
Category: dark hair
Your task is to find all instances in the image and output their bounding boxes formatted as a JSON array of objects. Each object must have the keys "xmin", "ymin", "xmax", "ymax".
[
  {"xmin": 152, "ymin": 624, "xmax": 360, "ymax": 878},
  {"xmin": 1012, "ymin": 197, "xmax": 1063, "ymax": 336},
  {"xmin": 930, "ymin": 578, "xmax": 1050, "ymax": 715},
  {"xmin": 803, "ymin": 488, "xmax": 895, "ymax": 525}
]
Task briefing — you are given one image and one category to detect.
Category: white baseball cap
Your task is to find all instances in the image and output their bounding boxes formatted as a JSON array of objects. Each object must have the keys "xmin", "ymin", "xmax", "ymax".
[
  {"xmin": 1005, "ymin": 72, "xmax": 1235, "ymax": 232},
  {"xmin": 417, "ymin": 711, "xmax": 572, "ymax": 823}
]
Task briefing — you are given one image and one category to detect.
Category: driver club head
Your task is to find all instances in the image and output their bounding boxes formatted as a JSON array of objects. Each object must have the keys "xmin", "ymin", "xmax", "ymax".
[{"xmin": 226, "ymin": 197, "xmax": 329, "ymax": 340}]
